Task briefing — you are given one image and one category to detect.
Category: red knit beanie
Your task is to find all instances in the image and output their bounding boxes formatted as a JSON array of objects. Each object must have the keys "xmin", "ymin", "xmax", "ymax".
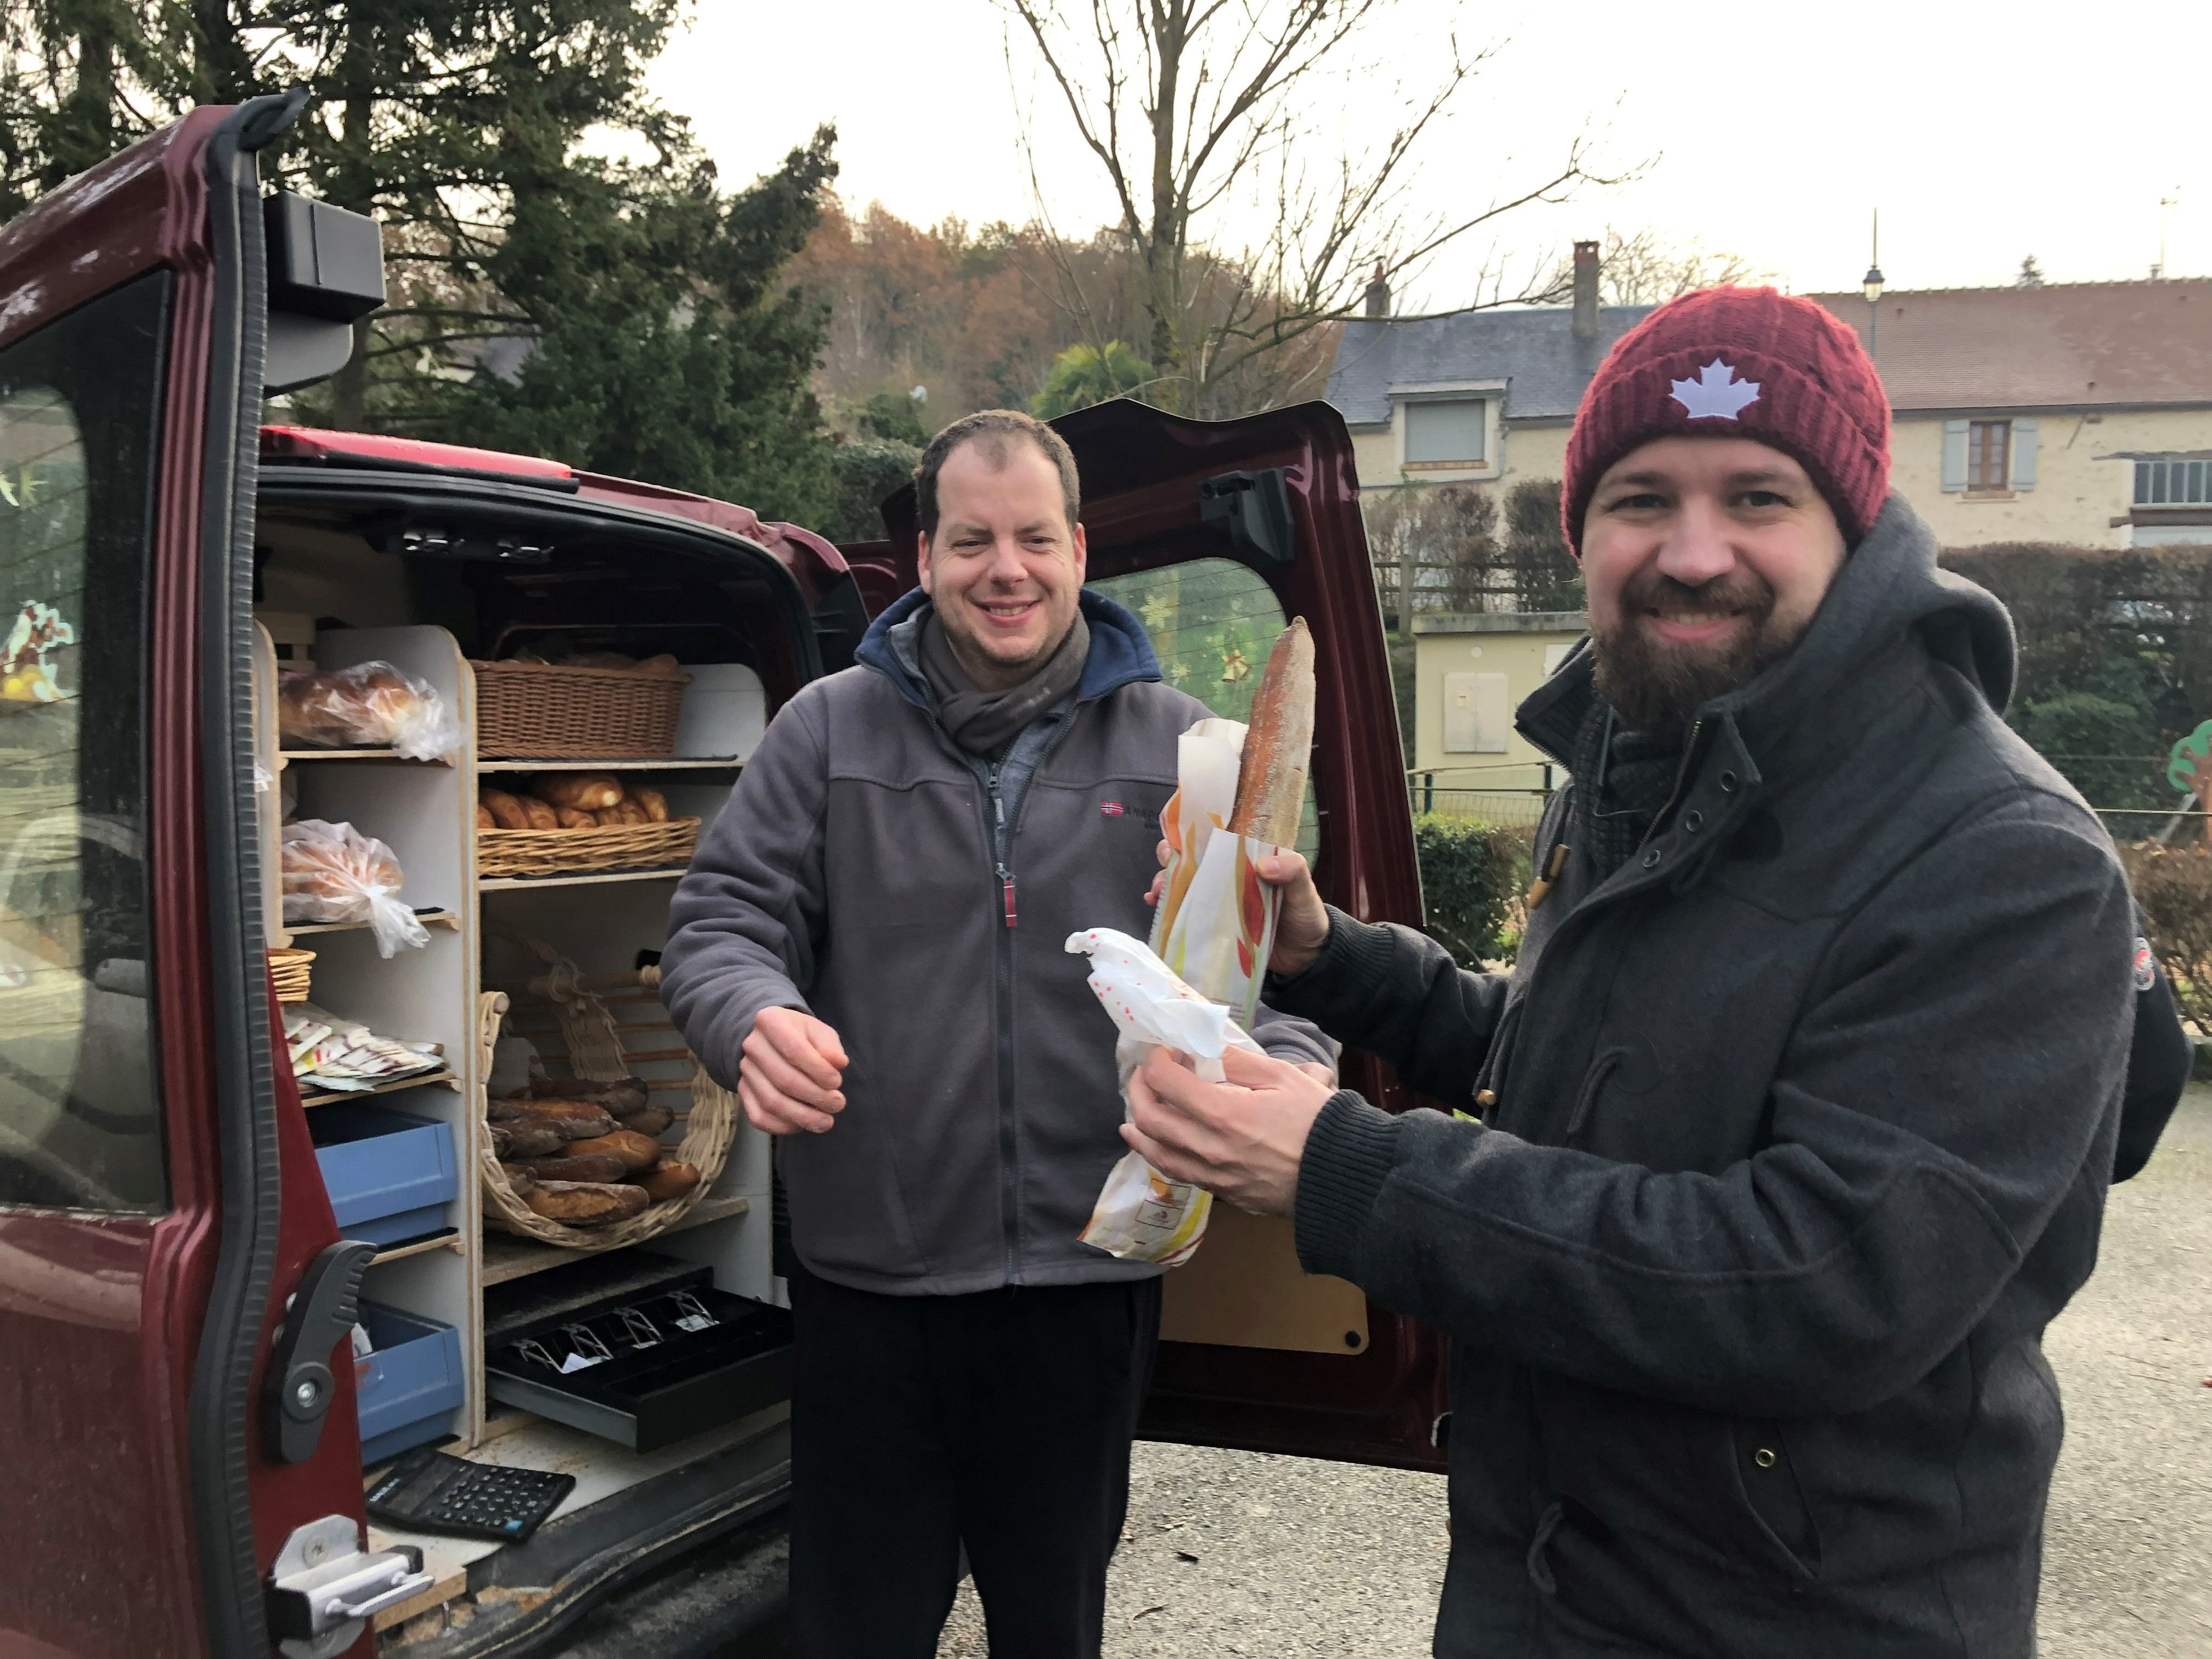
[{"xmin": 1560, "ymin": 286, "xmax": 1891, "ymax": 555}]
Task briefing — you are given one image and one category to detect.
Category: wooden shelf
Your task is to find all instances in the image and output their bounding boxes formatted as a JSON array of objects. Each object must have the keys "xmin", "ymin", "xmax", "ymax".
[
  {"xmin": 476, "ymin": 758, "xmax": 744, "ymax": 772},
  {"xmin": 479, "ymin": 868, "xmax": 686, "ymax": 893},
  {"xmin": 479, "ymin": 1194, "xmax": 753, "ymax": 1287},
  {"xmin": 371, "ymin": 1231, "xmax": 463, "ymax": 1265},
  {"xmin": 286, "ymin": 909, "xmax": 461, "ymax": 937},
  {"xmin": 279, "ymin": 748, "xmax": 454, "ymax": 765},
  {"xmin": 298, "ymin": 1068, "xmax": 459, "ymax": 1109}
]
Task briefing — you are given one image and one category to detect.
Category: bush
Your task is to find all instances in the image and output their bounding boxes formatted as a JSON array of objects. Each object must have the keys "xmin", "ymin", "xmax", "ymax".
[
  {"xmin": 2117, "ymin": 841, "xmax": 2212, "ymax": 1028},
  {"xmin": 825, "ymin": 436, "xmax": 921, "ymax": 542},
  {"xmin": 1413, "ymin": 815, "xmax": 1534, "ymax": 968}
]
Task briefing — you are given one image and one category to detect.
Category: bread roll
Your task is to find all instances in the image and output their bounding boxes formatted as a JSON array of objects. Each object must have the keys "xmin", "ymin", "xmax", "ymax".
[
  {"xmin": 635, "ymin": 1160, "xmax": 701, "ymax": 1202},
  {"xmin": 633, "ymin": 654, "xmax": 684, "ymax": 679},
  {"xmin": 629, "ymin": 785, "xmax": 669, "ymax": 823},
  {"xmin": 1227, "ymin": 618, "xmax": 1316, "ymax": 848},
  {"xmin": 531, "ymin": 773, "xmax": 623, "ymax": 811},
  {"xmin": 523, "ymin": 1181, "xmax": 650, "ymax": 1227},
  {"xmin": 512, "ymin": 1151, "xmax": 629, "ymax": 1183},
  {"xmin": 561, "ymin": 1130, "xmax": 662, "ymax": 1174},
  {"xmin": 477, "ymin": 803, "xmax": 495, "ymax": 830},
  {"xmin": 613, "ymin": 1104, "xmax": 673, "ymax": 1137},
  {"xmin": 481, "ymin": 788, "xmax": 531, "ymax": 830},
  {"xmin": 520, "ymin": 795, "xmax": 559, "ymax": 831},
  {"xmin": 556, "ymin": 806, "xmax": 597, "ymax": 830}
]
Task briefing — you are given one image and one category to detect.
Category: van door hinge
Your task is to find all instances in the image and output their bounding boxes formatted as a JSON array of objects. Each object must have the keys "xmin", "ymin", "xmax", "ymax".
[{"xmin": 267, "ymin": 1515, "xmax": 432, "ymax": 1658}]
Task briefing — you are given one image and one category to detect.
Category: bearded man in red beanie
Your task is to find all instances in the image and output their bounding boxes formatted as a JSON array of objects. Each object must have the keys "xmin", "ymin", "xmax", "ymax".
[{"xmin": 1124, "ymin": 287, "xmax": 2154, "ymax": 1656}]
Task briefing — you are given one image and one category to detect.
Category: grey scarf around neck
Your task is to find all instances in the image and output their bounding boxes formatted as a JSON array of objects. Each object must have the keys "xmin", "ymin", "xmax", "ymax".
[{"xmin": 919, "ymin": 606, "xmax": 1090, "ymax": 756}]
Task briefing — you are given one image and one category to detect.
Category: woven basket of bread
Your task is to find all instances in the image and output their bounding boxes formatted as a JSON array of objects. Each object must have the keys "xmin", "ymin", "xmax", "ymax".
[
  {"xmin": 477, "ymin": 950, "xmax": 740, "ymax": 1249},
  {"xmin": 477, "ymin": 818, "xmax": 699, "ymax": 879},
  {"xmin": 470, "ymin": 657, "xmax": 690, "ymax": 759}
]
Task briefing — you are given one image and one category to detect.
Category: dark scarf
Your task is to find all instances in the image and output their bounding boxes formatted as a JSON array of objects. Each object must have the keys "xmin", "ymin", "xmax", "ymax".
[
  {"xmin": 919, "ymin": 607, "xmax": 1090, "ymax": 757},
  {"xmin": 1569, "ymin": 700, "xmax": 1684, "ymax": 882}
]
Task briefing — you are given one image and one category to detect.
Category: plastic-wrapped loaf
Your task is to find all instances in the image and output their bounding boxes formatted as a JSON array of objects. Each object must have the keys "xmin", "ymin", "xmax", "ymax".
[
  {"xmin": 280, "ymin": 820, "xmax": 430, "ymax": 957},
  {"xmin": 278, "ymin": 661, "xmax": 461, "ymax": 760}
]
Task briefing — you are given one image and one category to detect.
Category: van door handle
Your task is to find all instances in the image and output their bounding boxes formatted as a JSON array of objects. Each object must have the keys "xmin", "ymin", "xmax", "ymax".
[{"xmin": 264, "ymin": 1239, "xmax": 377, "ymax": 1464}]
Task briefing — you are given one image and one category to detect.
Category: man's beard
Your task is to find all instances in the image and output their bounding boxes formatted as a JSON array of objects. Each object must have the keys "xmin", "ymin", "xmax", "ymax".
[{"xmin": 1590, "ymin": 568, "xmax": 1801, "ymax": 743}]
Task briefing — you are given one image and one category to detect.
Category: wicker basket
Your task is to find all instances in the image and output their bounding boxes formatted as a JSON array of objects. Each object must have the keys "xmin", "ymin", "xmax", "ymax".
[
  {"xmin": 469, "ymin": 658, "xmax": 690, "ymax": 759},
  {"xmin": 477, "ymin": 951, "xmax": 740, "ymax": 1250},
  {"xmin": 477, "ymin": 817, "xmax": 699, "ymax": 880}
]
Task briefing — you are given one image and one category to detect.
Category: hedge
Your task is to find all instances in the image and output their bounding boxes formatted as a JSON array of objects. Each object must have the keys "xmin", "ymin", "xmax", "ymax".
[
  {"xmin": 2117, "ymin": 841, "xmax": 2212, "ymax": 1029},
  {"xmin": 1413, "ymin": 815, "xmax": 1534, "ymax": 968}
]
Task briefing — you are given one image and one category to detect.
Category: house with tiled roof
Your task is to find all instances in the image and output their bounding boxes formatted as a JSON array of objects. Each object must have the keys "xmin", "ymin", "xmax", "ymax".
[{"xmin": 1327, "ymin": 245, "xmax": 2212, "ymax": 550}]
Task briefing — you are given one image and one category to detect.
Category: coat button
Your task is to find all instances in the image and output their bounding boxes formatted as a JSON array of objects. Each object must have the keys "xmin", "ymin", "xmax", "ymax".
[
  {"xmin": 1640, "ymin": 847, "xmax": 1662, "ymax": 869},
  {"xmin": 1683, "ymin": 809, "xmax": 1704, "ymax": 833},
  {"xmin": 1475, "ymin": 1088, "xmax": 1498, "ymax": 1109},
  {"xmin": 1718, "ymin": 770, "xmax": 1739, "ymax": 793},
  {"xmin": 1754, "ymin": 1447, "xmax": 1778, "ymax": 1469}
]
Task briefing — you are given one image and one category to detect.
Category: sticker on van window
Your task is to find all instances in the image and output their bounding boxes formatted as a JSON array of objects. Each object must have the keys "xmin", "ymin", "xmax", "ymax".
[{"xmin": 2, "ymin": 599, "xmax": 74, "ymax": 703}]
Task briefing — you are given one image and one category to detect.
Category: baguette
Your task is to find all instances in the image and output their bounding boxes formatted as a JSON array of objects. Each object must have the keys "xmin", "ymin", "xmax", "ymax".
[
  {"xmin": 489, "ymin": 1121, "xmax": 565, "ymax": 1160},
  {"xmin": 612, "ymin": 1104, "xmax": 673, "ymax": 1137},
  {"xmin": 511, "ymin": 1151, "xmax": 629, "ymax": 1183},
  {"xmin": 561, "ymin": 1129, "xmax": 663, "ymax": 1174},
  {"xmin": 498, "ymin": 1101, "xmax": 617, "ymax": 1139},
  {"xmin": 635, "ymin": 1160, "xmax": 701, "ymax": 1202},
  {"xmin": 531, "ymin": 772, "xmax": 623, "ymax": 812},
  {"xmin": 497, "ymin": 1162, "xmax": 539, "ymax": 1195},
  {"xmin": 481, "ymin": 788, "xmax": 532, "ymax": 831},
  {"xmin": 529, "ymin": 1075, "xmax": 650, "ymax": 1115},
  {"xmin": 1226, "ymin": 618, "xmax": 1316, "ymax": 848},
  {"xmin": 523, "ymin": 1180, "xmax": 650, "ymax": 1227}
]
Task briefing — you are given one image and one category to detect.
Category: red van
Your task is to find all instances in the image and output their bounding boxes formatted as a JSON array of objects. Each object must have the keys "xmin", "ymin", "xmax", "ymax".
[{"xmin": 0, "ymin": 98, "xmax": 1445, "ymax": 1658}]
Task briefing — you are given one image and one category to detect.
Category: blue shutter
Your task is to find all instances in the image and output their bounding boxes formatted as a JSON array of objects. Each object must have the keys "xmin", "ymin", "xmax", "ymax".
[
  {"xmin": 1941, "ymin": 420, "xmax": 1969, "ymax": 492},
  {"xmin": 2010, "ymin": 419, "xmax": 2038, "ymax": 489}
]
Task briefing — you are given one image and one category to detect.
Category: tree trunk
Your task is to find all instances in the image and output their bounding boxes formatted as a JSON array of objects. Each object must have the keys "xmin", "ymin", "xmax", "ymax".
[
  {"xmin": 325, "ymin": 23, "xmax": 379, "ymax": 430},
  {"xmin": 1143, "ymin": 1, "xmax": 1188, "ymax": 410}
]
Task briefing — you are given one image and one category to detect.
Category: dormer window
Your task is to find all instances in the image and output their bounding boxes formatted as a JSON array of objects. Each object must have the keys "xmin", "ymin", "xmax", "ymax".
[{"xmin": 1403, "ymin": 398, "xmax": 1487, "ymax": 469}]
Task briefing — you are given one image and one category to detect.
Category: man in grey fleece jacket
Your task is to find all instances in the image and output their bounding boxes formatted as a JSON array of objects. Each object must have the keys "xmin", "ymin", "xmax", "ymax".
[
  {"xmin": 660, "ymin": 409, "xmax": 1333, "ymax": 1659},
  {"xmin": 1125, "ymin": 290, "xmax": 2138, "ymax": 1657}
]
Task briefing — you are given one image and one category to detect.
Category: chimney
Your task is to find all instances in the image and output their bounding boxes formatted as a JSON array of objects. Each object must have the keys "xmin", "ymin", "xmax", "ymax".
[
  {"xmin": 1571, "ymin": 240, "xmax": 1600, "ymax": 338},
  {"xmin": 1364, "ymin": 262, "xmax": 1390, "ymax": 319}
]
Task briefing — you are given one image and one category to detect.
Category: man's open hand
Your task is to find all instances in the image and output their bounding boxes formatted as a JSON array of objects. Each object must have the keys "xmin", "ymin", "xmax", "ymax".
[
  {"xmin": 1122, "ymin": 1044, "xmax": 1337, "ymax": 1216},
  {"xmin": 1143, "ymin": 841, "xmax": 1331, "ymax": 978},
  {"xmin": 740, "ymin": 1006, "xmax": 849, "ymax": 1135}
]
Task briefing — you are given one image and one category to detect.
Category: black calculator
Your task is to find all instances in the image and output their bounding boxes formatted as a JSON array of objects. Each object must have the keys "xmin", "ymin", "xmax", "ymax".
[{"xmin": 365, "ymin": 1447, "xmax": 576, "ymax": 1543}]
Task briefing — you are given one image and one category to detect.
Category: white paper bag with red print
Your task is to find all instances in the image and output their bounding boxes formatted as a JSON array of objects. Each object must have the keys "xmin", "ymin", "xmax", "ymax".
[{"xmin": 1145, "ymin": 718, "xmax": 1283, "ymax": 1029}]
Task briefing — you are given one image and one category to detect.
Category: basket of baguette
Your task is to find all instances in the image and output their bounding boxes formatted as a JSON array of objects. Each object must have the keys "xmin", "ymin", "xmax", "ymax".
[
  {"xmin": 478, "ymin": 771, "xmax": 700, "ymax": 879},
  {"xmin": 476, "ymin": 953, "xmax": 738, "ymax": 1248},
  {"xmin": 470, "ymin": 652, "xmax": 690, "ymax": 759}
]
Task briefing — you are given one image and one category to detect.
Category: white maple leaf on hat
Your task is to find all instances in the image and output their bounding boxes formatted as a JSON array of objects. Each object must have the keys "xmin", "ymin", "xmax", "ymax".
[{"xmin": 1670, "ymin": 359, "xmax": 1760, "ymax": 420}]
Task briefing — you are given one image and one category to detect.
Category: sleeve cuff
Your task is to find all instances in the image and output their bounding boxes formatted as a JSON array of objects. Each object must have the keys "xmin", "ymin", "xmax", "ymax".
[
  {"xmin": 1293, "ymin": 1091, "xmax": 1402, "ymax": 1282},
  {"xmin": 1265, "ymin": 907, "xmax": 1402, "ymax": 1021}
]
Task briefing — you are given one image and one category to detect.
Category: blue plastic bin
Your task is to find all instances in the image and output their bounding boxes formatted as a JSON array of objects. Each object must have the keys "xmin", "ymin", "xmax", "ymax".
[
  {"xmin": 310, "ymin": 1102, "xmax": 457, "ymax": 1246},
  {"xmin": 356, "ymin": 1300, "xmax": 465, "ymax": 1464}
]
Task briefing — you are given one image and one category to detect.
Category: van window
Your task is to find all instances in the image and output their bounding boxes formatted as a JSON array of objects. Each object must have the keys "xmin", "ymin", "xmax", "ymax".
[
  {"xmin": 0, "ymin": 273, "xmax": 169, "ymax": 1211},
  {"xmin": 1088, "ymin": 557, "xmax": 1318, "ymax": 857}
]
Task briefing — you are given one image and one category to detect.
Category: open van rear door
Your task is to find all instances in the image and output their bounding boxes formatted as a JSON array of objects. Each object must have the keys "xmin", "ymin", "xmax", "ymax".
[
  {"xmin": 0, "ymin": 101, "xmax": 411, "ymax": 1658},
  {"xmin": 875, "ymin": 399, "xmax": 1448, "ymax": 1469}
]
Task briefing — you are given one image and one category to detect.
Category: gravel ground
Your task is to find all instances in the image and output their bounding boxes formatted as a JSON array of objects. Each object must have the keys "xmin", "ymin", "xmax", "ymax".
[{"xmin": 930, "ymin": 1088, "xmax": 2212, "ymax": 1658}]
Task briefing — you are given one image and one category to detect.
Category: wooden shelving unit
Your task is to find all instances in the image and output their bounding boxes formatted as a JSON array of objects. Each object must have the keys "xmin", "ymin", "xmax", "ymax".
[
  {"xmin": 288, "ymin": 909, "xmax": 461, "ymax": 938},
  {"xmin": 372, "ymin": 1231, "xmax": 464, "ymax": 1265},
  {"xmin": 297, "ymin": 1069, "xmax": 460, "ymax": 1109},
  {"xmin": 477, "ymin": 757, "xmax": 742, "ymax": 772},
  {"xmin": 281, "ymin": 748, "xmax": 455, "ymax": 765},
  {"xmin": 479, "ymin": 1194, "xmax": 752, "ymax": 1287},
  {"xmin": 479, "ymin": 868, "xmax": 687, "ymax": 893}
]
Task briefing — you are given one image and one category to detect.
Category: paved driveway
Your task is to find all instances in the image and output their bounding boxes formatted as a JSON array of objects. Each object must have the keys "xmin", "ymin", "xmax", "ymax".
[{"xmin": 934, "ymin": 1090, "xmax": 2211, "ymax": 1656}]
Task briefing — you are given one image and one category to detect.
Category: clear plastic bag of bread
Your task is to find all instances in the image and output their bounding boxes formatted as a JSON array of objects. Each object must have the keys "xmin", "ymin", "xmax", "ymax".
[
  {"xmin": 277, "ymin": 661, "xmax": 462, "ymax": 761},
  {"xmin": 279, "ymin": 819, "xmax": 431, "ymax": 957},
  {"xmin": 1064, "ymin": 927, "xmax": 1267, "ymax": 1264}
]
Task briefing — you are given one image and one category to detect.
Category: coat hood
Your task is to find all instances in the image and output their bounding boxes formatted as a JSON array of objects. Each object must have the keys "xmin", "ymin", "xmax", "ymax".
[{"xmin": 855, "ymin": 586, "xmax": 1163, "ymax": 711}]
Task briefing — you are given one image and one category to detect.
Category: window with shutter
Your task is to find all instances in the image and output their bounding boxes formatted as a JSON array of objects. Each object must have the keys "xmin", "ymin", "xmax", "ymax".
[
  {"xmin": 2009, "ymin": 419, "xmax": 2038, "ymax": 490},
  {"xmin": 1941, "ymin": 420, "xmax": 1970, "ymax": 492},
  {"xmin": 1967, "ymin": 421, "xmax": 2011, "ymax": 492},
  {"xmin": 1404, "ymin": 399, "xmax": 1486, "ymax": 467}
]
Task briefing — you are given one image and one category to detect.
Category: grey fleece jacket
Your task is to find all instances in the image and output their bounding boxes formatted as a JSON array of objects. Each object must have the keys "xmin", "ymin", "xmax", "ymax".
[
  {"xmin": 661, "ymin": 589, "xmax": 1335, "ymax": 1296},
  {"xmin": 1273, "ymin": 496, "xmax": 2135, "ymax": 1658}
]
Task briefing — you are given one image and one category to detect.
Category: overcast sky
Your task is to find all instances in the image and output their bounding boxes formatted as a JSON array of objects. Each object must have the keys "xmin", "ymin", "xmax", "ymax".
[{"xmin": 649, "ymin": 1, "xmax": 2209, "ymax": 313}]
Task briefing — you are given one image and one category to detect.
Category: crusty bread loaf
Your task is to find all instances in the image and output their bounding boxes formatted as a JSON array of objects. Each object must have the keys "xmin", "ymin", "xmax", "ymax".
[
  {"xmin": 561, "ymin": 1129, "xmax": 662, "ymax": 1175},
  {"xmin": 477, "ymin": 803, "xmax": 495, "ymax": 830},
  {"xmin": 489, "ymin": 1121, "xmax": 565, "ymax": 1160},
  {"xmin": 629, "ymin": 785, "xmax": 670, "ymax": 822},
  {"xmin": 613, "ymin": 1104, "xmax": 673, "ymax": 1137},
  {"xmin": 498, "ymin": 1161, "xmax": 539, "ymax": 1195},
  {"xmin": 555, "ymin": 806, "xmax": 597, "ymax": 830},
  {"xmin": 635, "ymin": 1160, "xmax": 701, "ymax": 1202},
  {"xmin": 512, "ymin": 1151, "xmax": 629, "ymax": 1183},
  {"xmin": 520, "ymin": 795, "xmax": 558, "ymax": 831},
  {"xmin": 523, "ymin": 1181, "xmax": 650, "ymax": 1227},
  {"xmin": 1227, "ymin": 618, "xmax": 1315, "ymax": 848},
  {"xmin": 499, "ymin": 1101, "xmax": 617, "ymax": 1139},
  {"xmin": 530, "ymin": 1074, "xmax": 650, "ymax": 1114},
  {"xmin": 481, "ymin": 788, "xmax": 531, "ymax": 830}
]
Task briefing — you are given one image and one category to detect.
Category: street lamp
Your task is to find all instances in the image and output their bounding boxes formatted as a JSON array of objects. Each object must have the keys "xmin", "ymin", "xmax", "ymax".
[{"xmin": 1862, "ymin": 210, "xmax": 1883, "ymax": 360}]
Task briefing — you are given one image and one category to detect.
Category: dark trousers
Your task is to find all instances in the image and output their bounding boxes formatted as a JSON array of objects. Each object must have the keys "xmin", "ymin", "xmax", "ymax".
[{"xmin": 785, "ymin": 1263, "xmax": 1163, "ymax": 1659}]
